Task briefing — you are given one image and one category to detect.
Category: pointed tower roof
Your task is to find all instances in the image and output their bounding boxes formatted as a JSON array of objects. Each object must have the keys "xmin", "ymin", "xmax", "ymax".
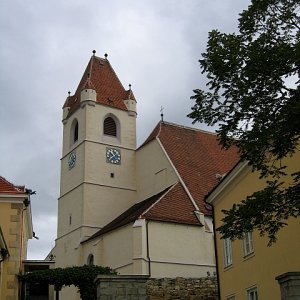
[{"xmin": 63, "ymin": 53, "xmax": 136, "ymax": 118}]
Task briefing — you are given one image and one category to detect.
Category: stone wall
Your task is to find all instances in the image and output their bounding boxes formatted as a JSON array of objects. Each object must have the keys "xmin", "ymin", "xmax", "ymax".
[
  {"xmin": 96, "ymin": 275, "xmax": 149, "ymax": 300},
  {"xmin": 147, "ymin": 277, "xmax": 218, "ymax": 300},
  {"xmin": 96, "ymin": 275, "xmax": 218, "ymax": 300},
  {"xmin": 276, "ymin": 272, "xmax": 300, "ymax": 300}
]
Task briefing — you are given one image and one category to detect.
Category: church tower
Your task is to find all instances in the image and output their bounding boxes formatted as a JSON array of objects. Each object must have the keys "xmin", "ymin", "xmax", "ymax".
[{"xmin": 55, "ymin": 52, "xmax": 137, "ymax": 270}]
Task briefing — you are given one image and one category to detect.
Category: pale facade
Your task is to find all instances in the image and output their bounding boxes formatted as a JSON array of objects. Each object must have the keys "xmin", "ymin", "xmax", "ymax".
[
  {"xmin": 53, "ymin": 53, "xmax": 239, "ymax": 299},
  {"xmin": 206, "ymin": 150, "xmax": 300, "ymax": 300},
  {"xmin": 0, "ymin": 176, "xmax": 33, "ymax": 300}
]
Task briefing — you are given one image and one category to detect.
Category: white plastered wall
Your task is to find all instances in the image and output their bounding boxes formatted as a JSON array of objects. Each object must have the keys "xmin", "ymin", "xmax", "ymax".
[{"xmin": 136, "ymin": 139, "xmax": 178, "ymax": 201}]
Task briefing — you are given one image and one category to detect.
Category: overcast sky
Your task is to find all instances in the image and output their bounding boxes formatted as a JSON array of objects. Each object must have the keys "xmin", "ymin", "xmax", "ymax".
[{"xmin": 0, "ymin": 0, "xmax": 250, "ymax": 260}]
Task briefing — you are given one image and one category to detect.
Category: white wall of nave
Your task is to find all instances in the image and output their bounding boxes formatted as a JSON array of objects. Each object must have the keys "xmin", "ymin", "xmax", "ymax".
[{"xmin": 136, "ymin": 139, "xmax": 178, "ymax": 202}]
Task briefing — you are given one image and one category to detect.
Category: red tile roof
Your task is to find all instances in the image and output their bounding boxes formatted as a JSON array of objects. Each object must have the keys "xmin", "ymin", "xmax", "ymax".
[
  {"xmin": 82, "ymin": 182, "xmax": 201, "ymax": 242},
  {"xmin": 0, "ymin": 176, "xmax": 26, "ymax": 194},
  {"xmin": 141, "ymin": 121, "xmax": 240, "ymax": 215},
  {"xmin": 64, "ymin": 55, "xmax": 136, "ymax": 118},
  {"xmin": 141, "ymin": 182, "xmax": 200, "ymax": 225}
]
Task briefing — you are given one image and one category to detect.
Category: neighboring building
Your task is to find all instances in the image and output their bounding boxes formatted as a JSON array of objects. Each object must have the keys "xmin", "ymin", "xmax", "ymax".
[
  {"xmin": 0, "ymin": 176, "xmax": 33, "ymax": 300},
  {"xmin": 21, "ymin": 260, "xmax": 55, "ymax": 300},
  {"xmin": 52, "ymin": 53, "xmax": 239, "ymax": 299},
  {"xmin": 206, "ymin": 149, "xmax": 300, "ymax": 299}
]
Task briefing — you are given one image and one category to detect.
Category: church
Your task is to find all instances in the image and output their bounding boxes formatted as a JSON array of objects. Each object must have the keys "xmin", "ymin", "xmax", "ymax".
[{"xmin": 52, "ymin": 52, "xmax": 239, "ymax": 299}]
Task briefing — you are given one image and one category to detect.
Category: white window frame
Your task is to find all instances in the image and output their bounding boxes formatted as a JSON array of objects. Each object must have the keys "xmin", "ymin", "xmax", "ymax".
[
  {"xmin": 223, "ymin": 238, "xmax": 232, "ymax": 267},
  {"xmin": 243, "ymin": 231, "xmax": 254, "ymax": 257},
  {"xmin": 247, "ymin": 286, "xmax": 258, "ymax": 300}
]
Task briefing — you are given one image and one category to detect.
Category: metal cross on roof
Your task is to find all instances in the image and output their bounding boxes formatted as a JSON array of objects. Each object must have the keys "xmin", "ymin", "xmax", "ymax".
[{"xmin": 160, "ymin": 106, "xmax": 164, "ymax": 122}]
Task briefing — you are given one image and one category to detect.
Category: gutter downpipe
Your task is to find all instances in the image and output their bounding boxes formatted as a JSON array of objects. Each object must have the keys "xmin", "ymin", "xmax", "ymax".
[
  {"xmin": 211, "ymin": 205, "xmax": 221, "ymax": 300},
  {"xmin": 146, "ymin": 220, "xmax": 151, "ymax": 277},
  {"xmin": 19, "ymin": 208, "xmax": 25, "ymax": 273}
]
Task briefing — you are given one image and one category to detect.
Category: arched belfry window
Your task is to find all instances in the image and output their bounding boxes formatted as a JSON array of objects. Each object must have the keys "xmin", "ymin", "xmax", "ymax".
[
  {"xmin": 70, "ymin": 119, "xmax": 79, "ymax": 146},
  {"xmin": 104, "ymin": 117, "xmax": 117, "ymax": 137},
  {"xmin": 87, "ymin": 254, "xmax": 94, "ymax": 265}
]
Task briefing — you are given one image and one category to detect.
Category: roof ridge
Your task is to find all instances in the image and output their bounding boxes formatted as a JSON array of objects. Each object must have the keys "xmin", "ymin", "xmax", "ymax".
[{"xmin": 161, "ymin": 121, "xmax": 217, "ymax": 136}]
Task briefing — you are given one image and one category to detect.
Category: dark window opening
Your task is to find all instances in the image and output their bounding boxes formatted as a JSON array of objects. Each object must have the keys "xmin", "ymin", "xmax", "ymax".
[
  {"xmin": 110, "ymin": 173, "xmax": 114, "ymax": 178},
  {"xmin": 104, "ymin": 117, "xmax": 117, "ymax": 136},
  {"xmin": 74, "ymin": 121, "xmax": 78, "ymax": 142},
  {"xmin": 87, "ymin": 254, "xmax": 94, "ymax": 265}
]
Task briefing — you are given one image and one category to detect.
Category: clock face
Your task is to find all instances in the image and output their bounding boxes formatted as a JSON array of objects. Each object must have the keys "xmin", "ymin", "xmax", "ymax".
[
  {"xmin": 68, "ymin": 151, "xmax": 76, "ymax": 169},
  {"xmin": 106, "ymin": 148, "xmax": 121, "ymax": 164}
]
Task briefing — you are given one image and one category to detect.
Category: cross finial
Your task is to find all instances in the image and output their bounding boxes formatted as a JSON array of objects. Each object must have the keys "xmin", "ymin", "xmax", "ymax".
[{"xmin": 160, "ymin": 106, "xmax": 164, "ymax": 122}]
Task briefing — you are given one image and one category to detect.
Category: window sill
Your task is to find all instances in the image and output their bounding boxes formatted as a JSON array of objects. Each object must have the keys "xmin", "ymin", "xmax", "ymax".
[
  {"xmin": 224, "ymin": 264, "xmax": 233, "ymax": 271},
  {"xmin": 243, "ymin": 252, "xmax": 255, "ymax": 261}
]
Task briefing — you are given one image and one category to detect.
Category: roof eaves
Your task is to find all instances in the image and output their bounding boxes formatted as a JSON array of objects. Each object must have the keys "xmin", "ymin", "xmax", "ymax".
[
  {"xmin": 144, "ymin": 217, "xmax": 203, "ymax": 226},
  {"xmin": 205, "ymin": 159, "xmax": 248, "ymax": 205},
  {"xmin": 82, "ymin": 187, "xmax": 172, "ymax": 243}
]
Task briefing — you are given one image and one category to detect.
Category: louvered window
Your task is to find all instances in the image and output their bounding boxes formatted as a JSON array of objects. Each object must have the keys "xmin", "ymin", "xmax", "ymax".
[{"xmin": 104, "ymin": 117, "xmax": 117, "ymax": 136}]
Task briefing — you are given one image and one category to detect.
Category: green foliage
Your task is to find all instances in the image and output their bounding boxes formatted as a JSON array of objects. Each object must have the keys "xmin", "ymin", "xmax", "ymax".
[
  {"xmin": 19, "ymin": 265, "xmax": 116, "ymax": 300},
  {"xmin": 189, "ymin": 0, "xmax": 300, "ymax": 243}
]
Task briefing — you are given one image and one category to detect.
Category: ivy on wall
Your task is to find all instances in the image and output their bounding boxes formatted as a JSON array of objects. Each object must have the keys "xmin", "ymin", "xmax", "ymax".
[{"xmin": 19, "ymin": 265, "xmax": 116, "ymax": 300}]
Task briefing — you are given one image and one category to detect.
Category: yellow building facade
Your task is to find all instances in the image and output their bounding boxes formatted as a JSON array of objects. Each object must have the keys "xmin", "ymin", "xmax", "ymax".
[
  {"xmin": 0, "ymin": 176, "xmax": 33, "ymax": 300},
  {"xmin": 206, "ymin": 150, "xmax": 300, "ymax": 299}
]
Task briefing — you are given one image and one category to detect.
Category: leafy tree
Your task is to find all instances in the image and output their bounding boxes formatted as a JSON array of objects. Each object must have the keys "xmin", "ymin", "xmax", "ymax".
[
  {"xmin": 189, "ymin": 0, "xmax": 300, "ymax": 244},
  {"xmin": 19, "ymin": 265, "xmax": 116, "ymax": 300}
]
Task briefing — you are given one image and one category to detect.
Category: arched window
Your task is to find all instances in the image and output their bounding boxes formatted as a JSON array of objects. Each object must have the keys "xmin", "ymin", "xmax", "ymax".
[
  {"xmin": 87, "ymin": 254, "xmax": 94, "ymax": 265},
  {"xmin": 74, "ymin": 122, "xmax": 78, "ymax": 142},
  {"xmin": 70, "ymin": 119, "xmax": 79, "ymax": 146},
  {"xmin": 103, "ymin": 117, "xmax": 117, "ymax": 137}
]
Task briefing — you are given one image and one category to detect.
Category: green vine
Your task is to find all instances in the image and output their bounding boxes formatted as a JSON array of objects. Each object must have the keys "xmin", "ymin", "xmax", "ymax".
[{"xmin": 19, "ymin": 265, "xmax": 116, "ymax": 300}]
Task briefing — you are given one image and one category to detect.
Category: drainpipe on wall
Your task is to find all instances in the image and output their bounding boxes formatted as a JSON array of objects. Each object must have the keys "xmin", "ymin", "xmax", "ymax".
[
  {"xmin": 19, "ymin": 207, "xmax": 25, "ymax": 273},
  {"xmin": 146, "ymin": 220, "xmax": 151, "ymax": 277},
  {"xmin": 211, "ymin": 205, "xmax": 221, "ymax": 300}
]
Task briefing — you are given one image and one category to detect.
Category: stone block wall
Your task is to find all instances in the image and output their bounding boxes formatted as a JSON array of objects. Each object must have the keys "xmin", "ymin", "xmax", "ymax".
[
  {"xmin": 276, "ymin": 272, "xmax": 300, "ymax": 300},
  {"xmin": 96, "ymin": 275, "xmax": 218, "ymax": 300},
  {"xmin": 96, "ymin": 275, "xmax": 149, "ymax": 300},
  {"xmin": 147, "ymin": 277, "xmax": 218, "ymax": 300}
]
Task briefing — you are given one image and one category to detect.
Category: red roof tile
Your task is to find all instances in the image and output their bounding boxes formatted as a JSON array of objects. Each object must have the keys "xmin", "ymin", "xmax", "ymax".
[
  {"xmin": 82, "ymin": 182, "xmax": 201, "ymax": 242},
  {"xmin": 0, "ymin": 176, "xmax": 25, "ymax": 194},
  {"xmin": 64, "ymin": 55, "xmax": 136, "ymax": 118},
  {"xmin": 143, "ymin": 121, "xmax": 240, "ymax": 215},
  {"xmin": 142, "ymin": 182, "xmax": 200, "ymax": 225}
]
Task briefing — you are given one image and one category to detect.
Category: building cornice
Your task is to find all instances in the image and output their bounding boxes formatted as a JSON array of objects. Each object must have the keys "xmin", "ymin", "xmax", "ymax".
[{"xmin": 206, "ymin": 160, "xmax": 251, "ymax": 206}]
